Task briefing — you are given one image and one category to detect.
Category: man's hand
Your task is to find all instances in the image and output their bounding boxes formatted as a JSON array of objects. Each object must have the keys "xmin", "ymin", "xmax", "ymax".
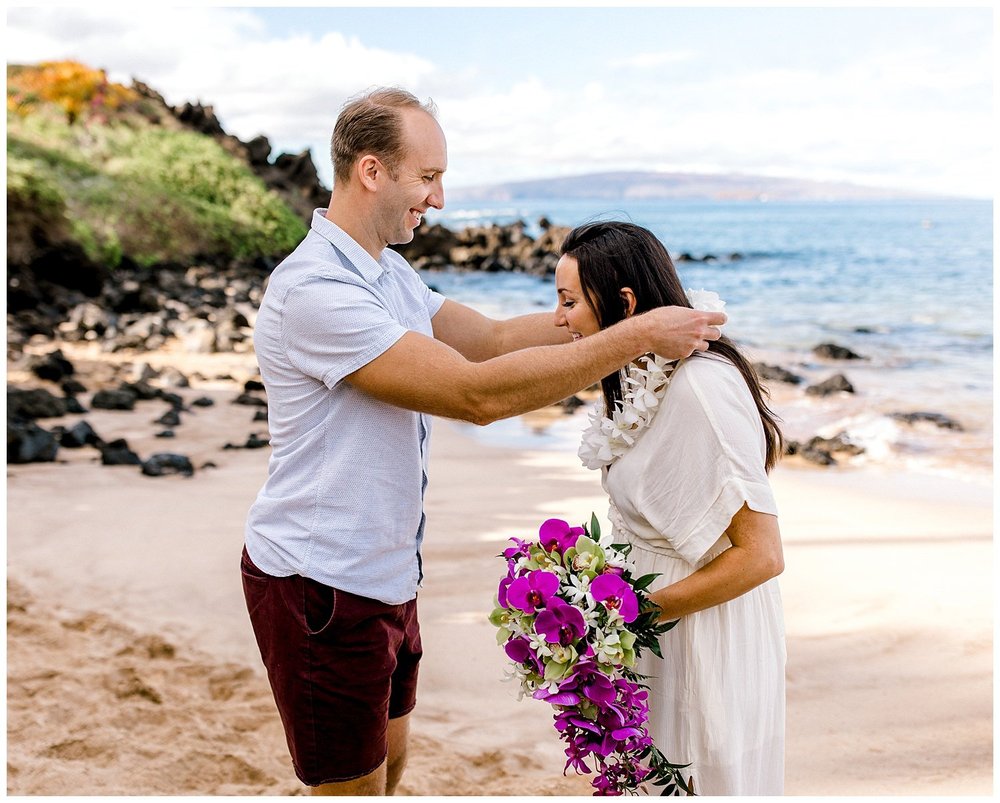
[{"xmin": 640, "ymin": 307, "xmax": 728, "ymax": 360}]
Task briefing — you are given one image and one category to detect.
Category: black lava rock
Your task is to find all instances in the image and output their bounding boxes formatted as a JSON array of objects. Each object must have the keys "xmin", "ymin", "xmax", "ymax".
[
  {"xmin": 141, "ymin": 453, "xmax": 195, "ymax": 477},
  {"xmin": 8, "ymin": 387, "xmax": 69, "ymax": 419},
  {"xmin": 232, "ymin": 392, "xmax": 268, "ymax": 407},
  {"xmin": 30, "ymin": 349, "xmax": 75, "ymax": 382},
  {"xmin": 61, "ymin": 378, "xmax": 88, "ymax": 396},
  {"xmin": 813, "ymin": 342, "xmax": 865, "ymax": 360},
  {"xmin": 8, "ymin": 420, "xmax": 59, "ymax": 463},
  {"xmin": 155, "ymin": 409, "xmax": 182, "ymax": 427},
  {"xmin": 805, "ymin": 374, "xmax": 856, "ymax": 396},
  {"xmin": 889, "ymin": 411, "xmax": 964, "ymax": 431},
  {"xmin": 59, "ymin": 420, "xmax": 103, "ymax": 448},
  {"xmin": 100, "ymin": 438, "xmax": 142, "ymax": 465},
  {"xmin": 91, "ymin": 388, "xmax": 138, "ymax": 411},
  {"xmin": 753, "ymin": 363, "xmax": 804, "ymax": 385},
  {"xmin": 64, "ymin": 396, "xmax": 87, "ymax": 414}
]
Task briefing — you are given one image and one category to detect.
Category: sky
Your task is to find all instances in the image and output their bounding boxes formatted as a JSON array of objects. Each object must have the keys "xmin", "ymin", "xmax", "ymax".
[{"xmin": 6, "ymin": 3, "xmax": 995, "ymax": 198}]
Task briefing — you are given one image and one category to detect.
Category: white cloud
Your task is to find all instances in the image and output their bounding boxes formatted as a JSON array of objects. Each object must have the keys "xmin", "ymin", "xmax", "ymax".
[
  {"xmin": 608, "ymin": 50, "xmax": 696, "ymax": 70},
  {"xmin": 6, "ymin": 7, "xmax": 992, "ymax": 198},
  {"xmin": 7, "ymin": 6, "xmax": 438, "ymax": 186}
]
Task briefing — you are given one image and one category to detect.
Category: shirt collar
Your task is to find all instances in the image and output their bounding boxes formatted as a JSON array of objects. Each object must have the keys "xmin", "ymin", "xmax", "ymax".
[{"xmin": 310, "ymin": 209, "xmax": 386, "ymax": 284}]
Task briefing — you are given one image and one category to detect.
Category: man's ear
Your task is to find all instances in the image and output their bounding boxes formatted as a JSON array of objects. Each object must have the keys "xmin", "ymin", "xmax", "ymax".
[
  {"xmin": 620, "ymin": 287, "xmax": 638, "ymax": 318},
  {"xmin": 357, "ymin": 155, "xmax": 381, "ymax": 191}
]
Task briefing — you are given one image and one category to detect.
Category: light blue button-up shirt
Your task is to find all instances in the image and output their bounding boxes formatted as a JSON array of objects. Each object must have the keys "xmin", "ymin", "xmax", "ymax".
[{"xmin": 245, "ymin": 210, "xmax": 445, "ymax": 604}]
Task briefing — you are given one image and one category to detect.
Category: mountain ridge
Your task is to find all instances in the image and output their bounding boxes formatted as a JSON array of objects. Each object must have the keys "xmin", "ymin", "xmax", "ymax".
[{"xmin": 447, "ymin": 170, "xmax": 951, "ymax": 202}]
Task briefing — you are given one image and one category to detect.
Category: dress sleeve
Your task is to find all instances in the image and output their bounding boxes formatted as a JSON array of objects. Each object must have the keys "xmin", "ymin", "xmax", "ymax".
[
  {"xmin": 635, "ymin": 358, "xmax": 778, "ymax": 565},
  {"xmin": 281, "ymin": 276, "xmax": 408, "ymax": 389}
]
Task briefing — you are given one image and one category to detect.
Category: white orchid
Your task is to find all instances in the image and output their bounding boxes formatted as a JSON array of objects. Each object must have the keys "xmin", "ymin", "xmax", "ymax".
[
  {"xmin": 686, "ymin": 287, "xmax": 727, "ymax": 316},
  {"xmin": 565, "ymin": 572, "xmax": 594, "ymax": 607}
]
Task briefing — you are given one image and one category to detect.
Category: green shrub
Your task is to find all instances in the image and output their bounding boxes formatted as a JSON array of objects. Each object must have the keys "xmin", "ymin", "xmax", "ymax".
[
  {"xmin": 7, "ymin": 107, "xmax": 307, "ymax": 267},
  {"xmin": 6, "ymin": 154, "xmax": 66, "ymax": 216}
]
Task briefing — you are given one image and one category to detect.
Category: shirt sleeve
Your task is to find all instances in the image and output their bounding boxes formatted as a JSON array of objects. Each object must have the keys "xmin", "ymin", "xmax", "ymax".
[
  {"xmin": 423, "ymin": 281, "xmax": 446, "ymax": 319},
  {"xmin": 635, "ymin": 357, "xmax": 778, "ymax": 565},
  {"xmin": 280, "ymin": 275, "xmax": 408, "ymax": 389}
]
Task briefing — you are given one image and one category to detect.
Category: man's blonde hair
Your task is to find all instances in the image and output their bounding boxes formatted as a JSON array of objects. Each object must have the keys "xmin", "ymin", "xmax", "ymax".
[{"xmin": 331, "ymin": 87, "xmax": 437, "ymax": 185}]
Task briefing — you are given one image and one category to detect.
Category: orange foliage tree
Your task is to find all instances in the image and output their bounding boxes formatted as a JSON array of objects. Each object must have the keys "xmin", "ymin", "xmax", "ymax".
[{"xmin": 7, "ymin": 60, "xmax": 138, "ymax": 124}]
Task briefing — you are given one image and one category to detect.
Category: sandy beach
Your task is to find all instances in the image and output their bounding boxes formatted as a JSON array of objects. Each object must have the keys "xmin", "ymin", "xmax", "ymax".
[{"xmin": 6, "ymin": 346, "xmax": 993, "ymax": 796}]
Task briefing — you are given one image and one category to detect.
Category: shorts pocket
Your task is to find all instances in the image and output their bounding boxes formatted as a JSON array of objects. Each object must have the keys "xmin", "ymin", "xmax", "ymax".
[
  {"xmin": 241, "ymin": 547, "xmax": 272, "ymax": 618},
  {"xmin": 241, "ymin": 546, "xmax": 271, "ymax": 582},
  {"xmin": 302, "ymin": 576, "xmax": 338, "ymax": 636}
]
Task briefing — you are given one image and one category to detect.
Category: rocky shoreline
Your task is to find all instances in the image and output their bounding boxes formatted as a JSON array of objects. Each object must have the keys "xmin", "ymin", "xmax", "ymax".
[{"xmin": 7, "ymin": 206, "xmax": 964, "ymax": 473}]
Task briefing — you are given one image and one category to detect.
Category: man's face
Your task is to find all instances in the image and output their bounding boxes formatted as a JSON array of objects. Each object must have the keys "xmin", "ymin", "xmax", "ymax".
[{"xmin": 378, "ymin": 109, "xmax": 447, "ymax": 247}]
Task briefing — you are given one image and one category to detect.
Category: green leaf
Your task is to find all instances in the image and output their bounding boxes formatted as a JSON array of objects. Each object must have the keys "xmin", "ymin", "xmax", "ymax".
[{"xmin": 589, "ymin": 512, "xmax": 601, "ymax": 539}]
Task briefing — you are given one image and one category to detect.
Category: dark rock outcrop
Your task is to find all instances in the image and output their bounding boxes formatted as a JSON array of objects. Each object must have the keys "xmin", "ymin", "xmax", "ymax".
[
  {"xmin": 8, "ymin": 420, "xmax": 59, "ymax": 463},
  {"xmin": 232, "ymin": 392, "xmax": 268, "ymax": 407},
  {"xmin": 91, "ymin": 388, "xmax": 138, "ymax": 411},
  {"xmin": 99, "ymin": 438, "xmax": 142, "ymax": 466},
  {"xmin": 753, "ymin": 363, "xmax": 804, "ymax": 385},
  {"xmin": 785, "ymin": 431, "xmax": 864, "ymax": 466},
  {"xmin": 223, "ymin": 433, "xmax": 270, "ymax": 450},
  {"xmin": 805, "ymin": 374, "xmax": 856, "ymax": 396},
  {"xmin": 58, "ymin": 420, "xmax": 103, "ymax": 448},
  {"xmin": 889, "ymin": 411, "xmax": 963, "ymax": 431},
  {"xmin": 30, "ymin": 349, "xmax": 75, "ymax": 382},
  {"xmin": 7, "ymin": 387, "xmax": 69, "ymax": 419},
  {"xmin": 813, "ymin": 342, "xmax": 865, "ymax": 360},
  {"xmin": 141, "ymin": 453, "xmax": 195, "ymax": 477}
]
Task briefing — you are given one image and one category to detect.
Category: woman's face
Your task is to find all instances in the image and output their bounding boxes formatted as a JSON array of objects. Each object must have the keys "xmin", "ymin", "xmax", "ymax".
[{"xmin": 554, "ymin": 254, "xmax": 601, "ymax": 340}]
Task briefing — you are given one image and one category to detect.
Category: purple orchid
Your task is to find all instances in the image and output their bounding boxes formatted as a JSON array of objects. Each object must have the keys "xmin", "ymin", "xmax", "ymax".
[
  {"xmin": 504, "ymin": 636, "xmax": 542, "ymax": 674},
  {"xmin": 534, "ymin": 598, "xmax": 587, "ymax": 646},
  {"xmin": 492, "ymin": 513, "xmax": 689, "ymax": 796},
  {"xmin": 507, "ymin": 569, "xmax": 560, "ymax": 614},
  {"xmin": 502, "ymin": 536, "xmax": 531, "ymax": 562},
  {"xmin": 590, "ymin": 573, "xmax": 639, "ymax": 623},
  {"xmin": 497, "ymin": 575, "xmax": 515, "ymax": 608},
  {"xmin": 538, "ymin": 518, "xmax": 585, "ymax": 554}
]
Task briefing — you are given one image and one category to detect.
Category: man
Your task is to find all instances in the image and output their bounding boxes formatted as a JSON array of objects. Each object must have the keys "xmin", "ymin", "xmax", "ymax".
[{"xmin": 242, "ymin": 87, "xmax": 725, "ymax": 796}]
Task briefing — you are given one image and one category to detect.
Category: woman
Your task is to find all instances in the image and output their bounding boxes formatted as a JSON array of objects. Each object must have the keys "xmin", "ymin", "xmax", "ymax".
[{"xmin": 554, "ymin": 221, "xmax": 786, "ymax": 796}]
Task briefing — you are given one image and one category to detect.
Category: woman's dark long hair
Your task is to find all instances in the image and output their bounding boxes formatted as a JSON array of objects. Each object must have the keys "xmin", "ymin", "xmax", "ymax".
[{"xmin": 560, "ymin": 220, "xmax": 784, "ymax": 472}]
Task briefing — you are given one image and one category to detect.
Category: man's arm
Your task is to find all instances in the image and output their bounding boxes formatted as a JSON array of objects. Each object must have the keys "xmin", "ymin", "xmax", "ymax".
[
  {"xmin": 346, "ymin": 305, "xmax": 725, "ymax": 425},
  {"xmin": 431, "ymin": 299, "xmax": 570, "ymax": 362}
]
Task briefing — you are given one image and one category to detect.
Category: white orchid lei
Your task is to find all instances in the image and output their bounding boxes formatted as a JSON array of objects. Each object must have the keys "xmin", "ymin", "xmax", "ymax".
[{"xmin": 578, "ymin": 289, "xmax": 726, "ymax": 471}]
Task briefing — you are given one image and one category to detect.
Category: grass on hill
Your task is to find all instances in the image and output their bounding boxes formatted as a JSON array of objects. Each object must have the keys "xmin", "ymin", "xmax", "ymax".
[{"xmin": 7, "ymin": 71, "xmax": 307, "ymax": 268}]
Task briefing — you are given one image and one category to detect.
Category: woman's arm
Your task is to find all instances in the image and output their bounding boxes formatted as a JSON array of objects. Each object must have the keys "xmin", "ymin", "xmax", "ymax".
[{"xmin": 650, "ymin": 503, "xmax": 784, "ymax": 622}]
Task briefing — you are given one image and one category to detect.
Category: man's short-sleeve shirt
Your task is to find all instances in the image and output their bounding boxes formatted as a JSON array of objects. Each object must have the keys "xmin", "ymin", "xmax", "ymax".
[{"xmin": 244, "ymin": 210, "xmax": 445, "ymax": 604}]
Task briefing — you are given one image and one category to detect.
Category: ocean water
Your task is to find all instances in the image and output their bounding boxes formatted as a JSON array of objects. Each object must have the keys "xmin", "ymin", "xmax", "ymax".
[{"xmin": 421, "ymin": 199, "xmax": 993, "ymax": 478}]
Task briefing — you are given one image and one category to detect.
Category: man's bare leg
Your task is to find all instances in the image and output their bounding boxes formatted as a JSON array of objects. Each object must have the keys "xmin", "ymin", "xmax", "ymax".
[
  {"xmin": 309, "ymin": 713, "xmax": 410, "ymax": 796},
  {"xmin": 310, "ymin": 761, "xmax": 387, "ymax": 796},
  {"xmin": 385, "ymin": 713, "xmax": 411, "ymax": 794}
]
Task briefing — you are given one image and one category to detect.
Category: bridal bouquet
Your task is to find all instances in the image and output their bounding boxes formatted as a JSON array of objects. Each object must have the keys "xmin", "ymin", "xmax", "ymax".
[{"xmin": 489, "ymin": 515, "xmax": 694, "ymax": 796}]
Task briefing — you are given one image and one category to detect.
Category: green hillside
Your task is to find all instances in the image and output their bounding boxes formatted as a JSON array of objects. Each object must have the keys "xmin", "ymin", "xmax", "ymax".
[{"xmin": 7, "ymin": 62, "xmax": 308, "ymax": 268}]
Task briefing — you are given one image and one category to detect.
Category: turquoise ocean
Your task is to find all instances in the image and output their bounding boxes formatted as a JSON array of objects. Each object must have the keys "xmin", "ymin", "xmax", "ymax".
[{"xmin": 421, "ymin": 199, "xmax": 993, "ymax": 479}]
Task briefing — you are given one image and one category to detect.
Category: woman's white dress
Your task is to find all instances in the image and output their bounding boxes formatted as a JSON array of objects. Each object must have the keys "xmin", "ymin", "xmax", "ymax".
[{"xmin": 602, "ymin": 354, "xmax": 786, "ymax": 795}]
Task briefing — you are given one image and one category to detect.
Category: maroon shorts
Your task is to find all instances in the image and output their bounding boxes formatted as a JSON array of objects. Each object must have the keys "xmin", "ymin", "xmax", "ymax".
[{"xmin": 241, "ymin": 546, "xmax": 421, "ymax": 785}]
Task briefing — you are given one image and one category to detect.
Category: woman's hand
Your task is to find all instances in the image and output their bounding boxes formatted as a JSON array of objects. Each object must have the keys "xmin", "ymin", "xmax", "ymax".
[{"xmin": 651, "ymin": 503, "xmax": 783, "ymax": 622}]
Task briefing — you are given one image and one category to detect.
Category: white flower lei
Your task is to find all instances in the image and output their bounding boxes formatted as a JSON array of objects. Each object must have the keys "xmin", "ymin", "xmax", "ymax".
[{"xmin": 577, "ymin": 289, "xmax": 726, "ymax": 470}]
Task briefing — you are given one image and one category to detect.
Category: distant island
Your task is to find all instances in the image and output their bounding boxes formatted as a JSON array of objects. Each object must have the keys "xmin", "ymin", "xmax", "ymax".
[{"xmin": 447, "ymin": 170, "xmax": 945, "ymax": 203}]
